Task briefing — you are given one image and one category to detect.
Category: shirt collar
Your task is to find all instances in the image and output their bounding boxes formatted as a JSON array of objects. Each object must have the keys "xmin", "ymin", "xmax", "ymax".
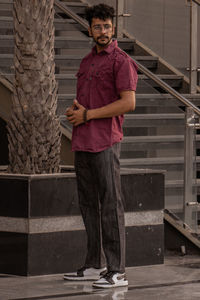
[{"xmin": 92, "ymin": 39, "xmax": 118, "ymax": 55}]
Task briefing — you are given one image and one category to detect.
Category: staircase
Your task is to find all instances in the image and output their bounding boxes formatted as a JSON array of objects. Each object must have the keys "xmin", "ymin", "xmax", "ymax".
[{"xmin": 0, "ymin": 0, "xmax": 200, "ymax": 215}]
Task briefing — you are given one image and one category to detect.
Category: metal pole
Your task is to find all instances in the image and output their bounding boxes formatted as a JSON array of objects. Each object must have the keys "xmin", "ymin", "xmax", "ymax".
[
  {"xmin": 189, "ymin": 0, "xmax": 198, "ymax": 93},
  {"xmin": 198, "ymin": 68, "xmax": 200, "ymax": 86},
  {"xmin": 116, "ymin": 0, "xmax": 124, "ymax": 38},
  {"xmin": 183, "ymin": 107, "xmax": 197, "ymax": 229}
]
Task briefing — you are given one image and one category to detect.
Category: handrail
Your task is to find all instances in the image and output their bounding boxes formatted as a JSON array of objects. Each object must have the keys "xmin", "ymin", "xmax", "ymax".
[
  {"xmin": 54, "ymin": 0, "xmax": 88, "ymax": 30},
  {"xmin": 135, "ymin": 60, "xmax": 200, "ymax": 117},
  {"xmin": 54, "ymin": 0, "xmax": 200, "ymax": 117},
  {"xmin": 192, "ymin": 0, "xmax": 200, "ymax": 6}
]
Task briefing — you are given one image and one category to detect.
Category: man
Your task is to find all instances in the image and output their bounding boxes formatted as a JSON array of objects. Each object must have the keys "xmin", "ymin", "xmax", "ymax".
[{"xmin": 64, "ymin": 3, "xmax": 138, "ymax": 288}]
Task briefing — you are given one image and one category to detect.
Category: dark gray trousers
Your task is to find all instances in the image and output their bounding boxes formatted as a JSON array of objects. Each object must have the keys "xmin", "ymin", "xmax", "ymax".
[{"xmin": 74, "ymin": 143, "xmax": 125, "ymax": 273}]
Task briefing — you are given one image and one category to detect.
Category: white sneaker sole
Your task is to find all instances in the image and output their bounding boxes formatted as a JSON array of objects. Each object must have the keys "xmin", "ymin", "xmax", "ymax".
[
  {"xmin": 64, "ymin": 267, "xmax": 107, "ymax": 281},
  {"xmin": 64, "ymin": 274, "xmax": 100, "ymax": 281},
  {"xmin": 92, "ymin": 280, "xmax": 128, "ymax": 288}
]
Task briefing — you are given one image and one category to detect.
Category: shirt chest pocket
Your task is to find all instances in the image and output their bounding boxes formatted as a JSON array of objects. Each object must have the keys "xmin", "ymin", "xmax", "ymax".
[{"xmin": 94, "ymin": 66, "xmax": 114, "ymax": 84}]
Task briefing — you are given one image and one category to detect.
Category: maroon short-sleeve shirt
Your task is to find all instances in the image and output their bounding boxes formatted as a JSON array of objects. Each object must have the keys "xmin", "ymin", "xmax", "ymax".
[{"xmin": 71, "ymin": 40, "xmax": 138, "ymax": 152}]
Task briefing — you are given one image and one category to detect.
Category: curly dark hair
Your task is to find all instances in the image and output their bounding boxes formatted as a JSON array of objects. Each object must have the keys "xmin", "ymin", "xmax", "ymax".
[{"xmin": 85, "ymin": 3, "xmax": 115, "ymax": 27}]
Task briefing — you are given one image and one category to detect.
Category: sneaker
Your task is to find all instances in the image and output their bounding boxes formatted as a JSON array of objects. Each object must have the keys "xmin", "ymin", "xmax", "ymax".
[
  {"xmin": 63, "ymin": 266, "xmax": 107, "ymax": 281},
  {"xmin": 92, "ymin": 271, "xmax": 128, "ymax": 288}
]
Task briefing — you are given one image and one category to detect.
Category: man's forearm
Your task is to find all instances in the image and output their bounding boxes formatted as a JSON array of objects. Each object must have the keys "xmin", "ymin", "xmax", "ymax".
[
  {"xmin": 66, "ymin": 91, "xmax": 135, "ymax": 126},
  {"xmin": 87, "ymin": 91, "xmax": 135, "ymax": 121}
]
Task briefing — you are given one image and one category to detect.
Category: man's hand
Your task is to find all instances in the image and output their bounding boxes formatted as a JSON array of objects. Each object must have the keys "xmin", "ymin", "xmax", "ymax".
[
  {"xmin": 65, "ymin": 91, "xmax": 136, "ymax": 126},
  {"xmin": 66, "ymin": 99, "xmax": 86, "ymax": 126}
]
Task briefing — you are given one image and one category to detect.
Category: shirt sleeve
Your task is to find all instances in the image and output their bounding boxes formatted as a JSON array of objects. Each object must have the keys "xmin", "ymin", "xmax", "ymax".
[{"xmin": 114, "ymin": 55, "xmax": 138, "ymax": 94}]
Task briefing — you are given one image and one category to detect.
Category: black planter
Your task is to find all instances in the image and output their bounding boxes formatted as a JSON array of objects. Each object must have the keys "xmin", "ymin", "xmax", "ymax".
[{"xmin": 0, "ymin": 167, "xmax": 164, "ymax": 276}]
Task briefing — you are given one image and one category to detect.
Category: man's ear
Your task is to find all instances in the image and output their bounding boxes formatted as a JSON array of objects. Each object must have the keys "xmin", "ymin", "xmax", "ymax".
[
  {"xmin": 88, "ymin": 27, "xmax": 92, "ymax": 37},
  {"xmin": 112, "ymin": 25, "xmax": 115, "ymax": 35}
]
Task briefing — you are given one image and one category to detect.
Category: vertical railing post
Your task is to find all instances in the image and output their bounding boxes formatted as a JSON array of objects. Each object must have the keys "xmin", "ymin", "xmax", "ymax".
[
  {"xmin": 184, "ymin": 107, "xmax": 197, "ymax": 229},
  {"xmin": 116, "ymin": 0, "xmax": 124, "ymax": 38},
  {"xmin": 189, "ymin": 0, "xmax": 198, "ymax": 93}
]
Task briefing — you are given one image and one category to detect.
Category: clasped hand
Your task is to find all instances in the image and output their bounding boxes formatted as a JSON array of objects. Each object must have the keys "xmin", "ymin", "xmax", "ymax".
[{"xmin": 66, "ymin": 99, "xmax": 86, "ymax": 126}]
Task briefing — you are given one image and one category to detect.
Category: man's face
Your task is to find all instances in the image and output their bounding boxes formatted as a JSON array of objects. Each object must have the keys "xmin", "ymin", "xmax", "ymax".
[{"xmin": 89, "ymin": 18, "xmax": 115, "ymax": 48}]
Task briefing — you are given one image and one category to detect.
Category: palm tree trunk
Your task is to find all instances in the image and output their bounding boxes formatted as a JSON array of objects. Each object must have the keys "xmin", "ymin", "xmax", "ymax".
[{"xmin": 7, "ymin": 0, "xmax": 61, "ymax": 174}]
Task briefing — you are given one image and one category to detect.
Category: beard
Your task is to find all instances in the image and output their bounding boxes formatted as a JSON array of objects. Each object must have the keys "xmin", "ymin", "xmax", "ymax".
[{"xmin": 93, "ymin": 35, "xmax": 113, "ymax": 47}]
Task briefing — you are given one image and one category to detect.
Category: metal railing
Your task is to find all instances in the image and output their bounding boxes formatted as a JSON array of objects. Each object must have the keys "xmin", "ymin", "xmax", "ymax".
[
  {"xmin": 192, "ymin": 0, "xmax": 200, "ymax": 5},
  {"xmin": 136, "ymin": 61, "xmax": 200, "ymax": 115},
  {"xmin": 54, "ymin": 0, "xmax": 88, "ymax": 30},
  {"xmin": 128, "ymin": 61, "xmax": 200, "ymax": 231}
]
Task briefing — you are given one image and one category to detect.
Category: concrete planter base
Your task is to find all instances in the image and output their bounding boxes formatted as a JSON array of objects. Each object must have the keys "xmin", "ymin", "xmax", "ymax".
[{"xmin": 0, "ymin": 167, "xmax": 164, "ymax": 276}]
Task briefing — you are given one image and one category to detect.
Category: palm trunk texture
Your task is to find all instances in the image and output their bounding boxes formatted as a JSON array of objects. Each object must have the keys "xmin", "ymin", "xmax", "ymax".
[{"xmin": 7, "ymin": 0, "xmax": 61, "ymax": 174}]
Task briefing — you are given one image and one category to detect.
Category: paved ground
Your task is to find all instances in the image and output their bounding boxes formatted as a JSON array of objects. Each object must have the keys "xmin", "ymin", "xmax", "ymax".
[{"xmin": 1, "ymin": 255, "xmax": 200, "ymax": 299}]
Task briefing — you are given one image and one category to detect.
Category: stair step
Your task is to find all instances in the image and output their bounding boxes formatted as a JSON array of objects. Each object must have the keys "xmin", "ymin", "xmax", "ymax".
[
  {"xmin": 120, "ymin": 156, "xmax": 200, "ymax": 180},
  {"xmin": 0, "ymin": 35, "xmax": 90, "ymax": 49},
  {"xmin": 0, "ymin": 1, "xmax": 12, "ymax": 17},
  {"xmin": 134, "ymin": 94, "xmax": 200, "ymax": 107},
  {"xmin": 117, "ymin": 38, "xmax": 135, "ymax": 52},
  {"xmin": 165, "ymin": 179, "xmax": 200, "ymax": 188},
  {"xmin": 0, "ymin": 10, "xmax": 12, "ymax": 17},
  {"xmin": 123, "ymin": 134, "xmax": 200, "ymax": 143},
  {"xmin": 131, "ymin": 56, "xmax": 158, "ymax": 69},
  {"xmin": 0, "ymin": 0, "xmax": 12, "ymax": 8},
  {"xmin": 121, "ymin": 135, "xmax": 200, "ymax": 151},
  {"xmin": 2, "ymin": 72, "xmax": 181, "ymax": 81},
  {"xmin": 0, "ymin": 36, "xmax": 136, "ymax": 54},
  {"xmin": 33, "ymin": 73, "xmax": 185, "ymax": 83},
  {"xmin": 123, "ymin": 113, "xmax": 184, "ymax": 127},
  {"xmin": 0, "ymin": 0, "xmax": 13, "ymax": 3},
  {"xmin": 120, "ymin": 156, "xmax": 200, "ymax": 166},
  {"xmin": 0, "ymin": 16, "xmax": 13, "ymax": 29},
  {"xmin": 0, "ymin": 16, "xmax": 85, "ymax": 32},
  {"xmin": 138, "ymin": 74, "xmax": 184, "ymax": 89},
  {"xmin": 57, "ymin": 93, "xmax": 200, "ymax": 101},
  {"xmin": 55, "ymin": 74, "xmax": 184, "ymax": 92},
  {"xmin": 0, "ymin": 73, "xmax": 186, "ymax": 94},
  {"xmin": 54, "ymin": 55, "xmax": 158, "ymax": 69},
  {"xmin": 55, "ymin": 37, "xmax": 90, "ymax": 49},
  {"xmin": 54, "ymin": 18, "xmax": 83, "ymax": 31},
  {"xmin": 120, "ymin": 157, "xmax": 200, "ymax": 176},
  {"xmin": 55, "ymin": 93, "xmax": 200, "ymax": 115}
]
